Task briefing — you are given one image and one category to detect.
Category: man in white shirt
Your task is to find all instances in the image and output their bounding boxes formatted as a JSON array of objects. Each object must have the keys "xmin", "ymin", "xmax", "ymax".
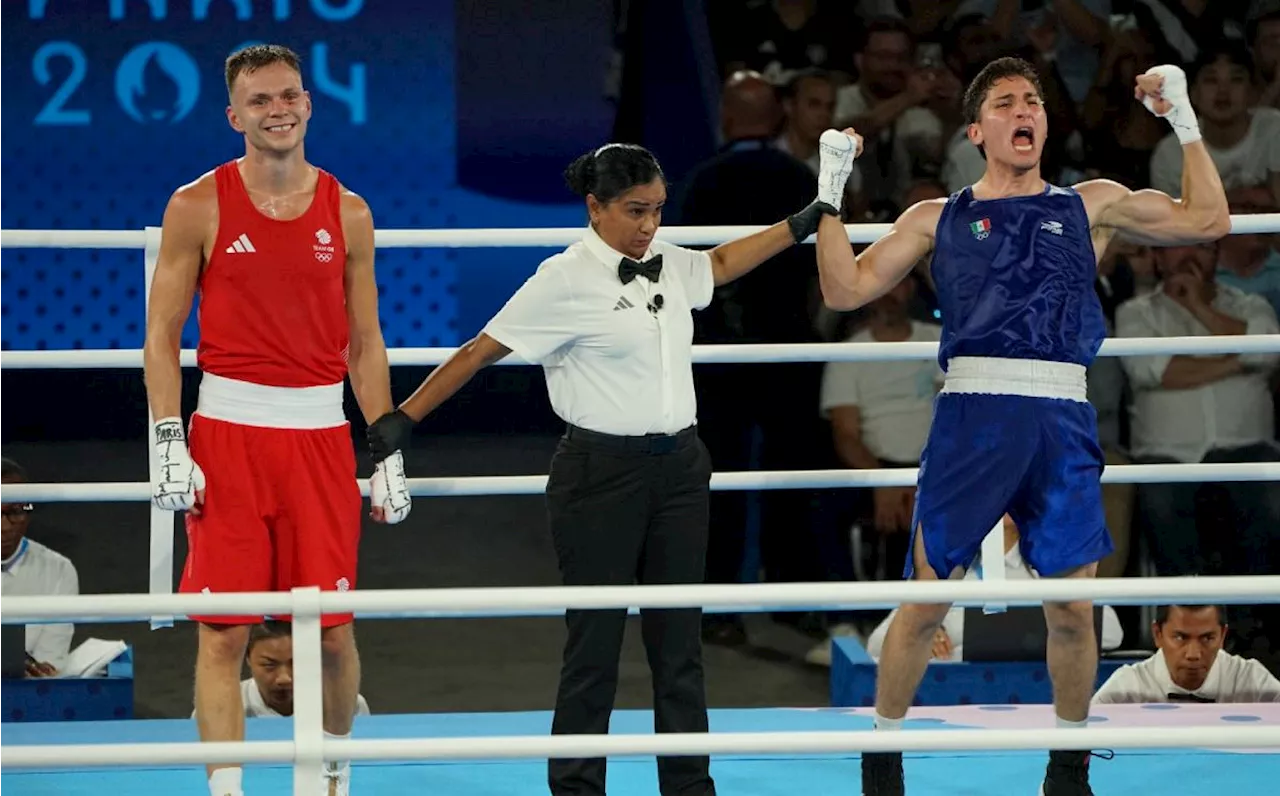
[
  {"xmin": 1116, "ymin": 241, "xmax": 1280, "ymax": 649},
  {"xmin": 1115, "ymin": 241, "xmax": 1280, "ymax": 573},
  {"xmin": 194, "ymin": 623, "xmax": 371, "ymax": 720},
  {"xmin": 0, "ymin": 457, "xmax": 79, "ymax": 677},
  {"xmin": 1093, "ymin": 604, "xmax": 1280, "ymax": 704},
  {"xmin": 1149, "ymin": 44, "xmax": 1280, "ymax": 200}
]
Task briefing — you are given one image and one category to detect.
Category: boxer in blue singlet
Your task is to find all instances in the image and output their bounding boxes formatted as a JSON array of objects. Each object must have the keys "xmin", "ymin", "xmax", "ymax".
[{"xmin": 810, "ymin": 57, "xmax": 1231, "ymax": 796}]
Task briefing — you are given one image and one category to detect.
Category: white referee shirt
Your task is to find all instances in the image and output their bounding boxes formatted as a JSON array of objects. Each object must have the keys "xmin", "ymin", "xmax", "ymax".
[
  {"xmin": 0, "ymin": 537, "xmax": 79, "ymax": 672},
  {"xmin": 1092, "ymin": 649, "xmax": 1280, "ymax": 704},
  {"xmin": 484, "ymin": 226, "xmax": 715, "ymax": 436}
]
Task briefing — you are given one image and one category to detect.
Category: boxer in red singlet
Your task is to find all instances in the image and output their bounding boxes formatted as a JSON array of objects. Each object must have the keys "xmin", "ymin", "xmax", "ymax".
[{"xmin": 142, "ymin": 44, "xmax": 411, "ymax": 796}]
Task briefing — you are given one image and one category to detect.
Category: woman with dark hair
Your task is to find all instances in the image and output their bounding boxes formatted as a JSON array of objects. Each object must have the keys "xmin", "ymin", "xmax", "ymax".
[{"xmin": 367, "ymin": 142, "xmax": 832, "ymax": 796}]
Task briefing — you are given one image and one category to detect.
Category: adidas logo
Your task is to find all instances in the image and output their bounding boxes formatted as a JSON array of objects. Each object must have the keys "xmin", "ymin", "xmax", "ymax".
[
  {"xmin": 613, "ymin": 296, "xmax": 635, "ymax": 311},
  {"xmin": 225, "ymin": 233, "xmax": 257, "ymax": 254}
]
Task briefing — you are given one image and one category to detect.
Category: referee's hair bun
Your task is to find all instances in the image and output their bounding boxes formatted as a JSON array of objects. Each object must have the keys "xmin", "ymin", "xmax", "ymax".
[
  {"xmin": 563, "ymin": 152, "xmax": 597, "ymax": 198},
  {"xmin": 563, "ymin": 143, "xmax": 665, "ymax": 204}
]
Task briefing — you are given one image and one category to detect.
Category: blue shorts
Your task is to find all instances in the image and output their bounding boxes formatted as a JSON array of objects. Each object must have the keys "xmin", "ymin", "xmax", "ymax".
[{"xmin": 907, "ymin": 392, "xmax": 1113, "ymax": 579}]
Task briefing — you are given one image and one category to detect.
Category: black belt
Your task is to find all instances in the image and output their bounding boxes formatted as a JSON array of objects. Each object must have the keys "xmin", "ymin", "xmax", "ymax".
[{"xmin": 564, "ymin": 424, "xmax": 697, "ymax": 455}]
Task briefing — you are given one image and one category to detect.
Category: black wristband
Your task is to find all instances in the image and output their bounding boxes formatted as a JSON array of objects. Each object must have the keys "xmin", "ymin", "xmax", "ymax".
[{"xmin": 787, "ymin": 200, "xmax": 839, "ymax": 243}]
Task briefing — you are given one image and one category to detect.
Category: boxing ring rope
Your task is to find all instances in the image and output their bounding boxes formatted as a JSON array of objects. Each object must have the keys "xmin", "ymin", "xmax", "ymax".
[
  {"xmin": 3, "ymin": 221, "xmax": 1280, "ymax": 792},
  {"xmin": 4, "ymin": 579, "xmax": 1280, "ymax": 777}
]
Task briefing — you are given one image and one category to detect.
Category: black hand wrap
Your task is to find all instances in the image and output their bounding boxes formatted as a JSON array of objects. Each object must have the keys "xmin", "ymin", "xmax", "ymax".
[
  {"xmin": 367, "ymin": 409, "xmax": 415, "ymax": 463},
  {"xmin": 787, "ymin": 200, "xmax": 839, "ymax": 244}
]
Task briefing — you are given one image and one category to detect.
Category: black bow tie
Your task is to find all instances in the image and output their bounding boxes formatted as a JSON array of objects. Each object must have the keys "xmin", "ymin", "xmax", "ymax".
[
  {"xmin": 619, "ymin": 255, "xmax": 663, "ymax": 284},
  {"xmin": 1167, "ymin": 692, "xmax": 1215, "ymax": 703}
]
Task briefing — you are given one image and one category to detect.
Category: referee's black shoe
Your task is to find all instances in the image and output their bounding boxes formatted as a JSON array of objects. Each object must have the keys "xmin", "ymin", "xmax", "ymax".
[
  {"xmin": 1039, "ymin": 750, "xmax": 1096, "ymax": 795},
  {"xmin": 861, "ymin": 751, "xmax": 904, "ymax": 796}
]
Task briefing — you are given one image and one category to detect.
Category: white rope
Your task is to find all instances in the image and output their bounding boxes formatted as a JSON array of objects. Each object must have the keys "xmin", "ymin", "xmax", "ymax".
[
  {"xmin": 3, "ymin": 462, "xmax": 1275, "ymax": 505},
  {"xmin": 4, "ymin": 335, "xmax": 1279, "ymax": 370},
  {"xmin": 3, "ymin": 724, "xmax": 1276, "ymax": 769},
  {"xmin": 4, "ymin": 575, "xmax": 1278, "ymax": 623},
  {"xmin": 5, "ymin": 213, "xmax": 1280, "ymax": 248}
]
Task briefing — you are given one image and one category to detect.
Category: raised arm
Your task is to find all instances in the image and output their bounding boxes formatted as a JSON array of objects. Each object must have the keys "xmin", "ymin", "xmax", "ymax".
[
  {"xmin": 340, "ymin": 191, "xmax": 393, "ymax": 424},
  {"xmin": 816, "ymin": 199, "xmax": 941, "ymax": 311},
  {"xmin": 1085, "ymin": 66, "xmax": 1230, "ymax": 246},
  {"xmin": 143, "ymin": 183, "xmax": 209, "ymax": 420}
]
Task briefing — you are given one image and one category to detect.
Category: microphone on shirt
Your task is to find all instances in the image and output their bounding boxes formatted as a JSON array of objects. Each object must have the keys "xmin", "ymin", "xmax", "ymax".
[{"xmin": 648, "ymin": 294, "xmax": 664, "ymax": 314}]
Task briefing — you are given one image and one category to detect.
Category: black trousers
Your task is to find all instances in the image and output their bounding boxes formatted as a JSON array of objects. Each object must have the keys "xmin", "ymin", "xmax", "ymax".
[{"xmin": 545, "ymin": 424, "xmax": 717, "ymax": 796}]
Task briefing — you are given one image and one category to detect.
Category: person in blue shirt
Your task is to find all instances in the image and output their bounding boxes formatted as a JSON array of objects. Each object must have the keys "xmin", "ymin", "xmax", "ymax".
[{"xmin": 811, "ymin": 56, "xmax": 1231, "ymax": 796}]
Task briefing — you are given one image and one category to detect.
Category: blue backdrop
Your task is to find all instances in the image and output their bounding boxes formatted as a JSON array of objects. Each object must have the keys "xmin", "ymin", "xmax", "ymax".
[{"xmin": 0, "ymin": 0, "xmax": 625, "ymax": 351}]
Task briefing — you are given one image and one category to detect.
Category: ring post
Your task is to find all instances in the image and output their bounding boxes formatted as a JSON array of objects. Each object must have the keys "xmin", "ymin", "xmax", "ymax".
[
  {"xmin": 143, "ymin": 226, "xmax": 175, "ymax": 630},
  {"xmin": 292, "ymin": 586, "xmax": 325, "ymax": 794}
]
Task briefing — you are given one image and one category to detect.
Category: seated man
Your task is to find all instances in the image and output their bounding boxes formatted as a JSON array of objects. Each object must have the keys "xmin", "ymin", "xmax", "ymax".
[
  {"xmin": 866, "ymin": 516, "xmax": 1124, "ymax": 661},
  {"xmin": 196, "ymin": 622, "xmax": 371, "ymax": 719},
  {"xmin": 1116, "ymin": 241, "xmax": 1280, "ymax": 645},
  {"xmin": 0, "ymin": 457, "xmax": 79, "ymax": 677},
  {"xmin": 1093, "ymin": 605, "xmax": 1280, "ymax": 704}
]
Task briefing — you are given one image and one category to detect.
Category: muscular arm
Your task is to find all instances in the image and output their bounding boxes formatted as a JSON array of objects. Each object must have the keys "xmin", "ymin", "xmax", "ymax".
[
  {"xmin": 816, "ymin": 199, "xmax": 940, "ymax": 311},
  {"xmin": 143, "ymin": 185, "xmax": 209, "ymax": 419},
  {"xmin": 398, "ymin": 333, "xmax": 511, "ymax": 422},
  {"xmin": 342, "ymin": 193, "xmax": 394, "ymax": 424},
  {"xmin": 1085, "ymin": 142, "xmax": 1231, "ymax": 246}
]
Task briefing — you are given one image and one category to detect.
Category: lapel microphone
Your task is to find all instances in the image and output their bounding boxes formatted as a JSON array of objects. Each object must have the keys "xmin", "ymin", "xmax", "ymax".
[{"xmin": 648, "ymin": 294, "xmax": 664, "ymax": 314}]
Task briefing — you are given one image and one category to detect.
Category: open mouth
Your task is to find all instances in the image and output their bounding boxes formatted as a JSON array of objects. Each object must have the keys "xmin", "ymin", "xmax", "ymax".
[
  {"xmin": 1012, "ymin": 127, "xmax": 1035, "ymax": 153},
  {"xmin": 264, "ymin": 123, "xmax": 296, "ymax": 134}
]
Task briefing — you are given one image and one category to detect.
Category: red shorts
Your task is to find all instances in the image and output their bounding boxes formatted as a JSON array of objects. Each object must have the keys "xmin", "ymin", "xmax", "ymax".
[{"xmin": 179, "ymin": 413, "xmax": 361, "ymax": 627}]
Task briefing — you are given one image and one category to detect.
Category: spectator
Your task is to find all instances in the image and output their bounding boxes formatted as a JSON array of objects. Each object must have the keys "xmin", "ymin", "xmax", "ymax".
[
  {"xmin": 0, "ymin": 457, "xmax": 79, "ymax": 677},
  {"xmin": 834, "ymin": 17, "xmax": 949, "ymax": 219},
  {"xmin": 1116, "ymin": 241, "xmax": 1280, "ymax": 647},
  {"xmin": 774, "ymin": 68, "xmax": 837, "ymax": 173},
  {"xmin": 806, "ymin": 272, "xmax": 941, "ymax": 665},
  {"xmin": 1218, "ymin": 183, "xmax": 1280, "ymax": 317},
  {"xmin": 713, "ymin": 0, "xmax": 854, "ymax": 86},
  {"xmin": 195, "ymin": 622, "xmax": 371, "ymax": 719},
  {"xmin": 1150, "ymin": 43, "xmax": 1280, "ymax": 201},
  {"xmin": 674, "ymin": 70, "xmax": 829, "ymax": 647},
  {"xmin": 1092, "ymin": 605, "xmax": 1280, "ymax": 703},
  {"xmin": 866, "ymin": 516, "xmax": 1125, "ymax": 661}
]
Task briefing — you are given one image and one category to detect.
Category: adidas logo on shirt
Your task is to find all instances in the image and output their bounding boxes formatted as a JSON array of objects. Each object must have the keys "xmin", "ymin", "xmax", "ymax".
[
  {"xmin": 613, "ymin": 296, "xmax": 635, "ymax": 311},
  {"xmin": 225, "ymin": 233, "xmax": 257, "ymax": 254}
]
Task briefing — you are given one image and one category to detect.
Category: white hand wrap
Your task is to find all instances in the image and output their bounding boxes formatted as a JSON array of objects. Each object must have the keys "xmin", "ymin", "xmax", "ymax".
[
  {"xmin": 370, "ymin": 450, "xmax": 412, "ymax": 524},
  {"xmin": 1142, "ymin": 65, "xmax": 1200, "ymax": 145},
  {"xmin": 817, "ymin": 129, "xmax": 859, "ymax": 210},
  {"xmin": 152, "ymin": 417, "xmax": 205, "ymax": 512}
]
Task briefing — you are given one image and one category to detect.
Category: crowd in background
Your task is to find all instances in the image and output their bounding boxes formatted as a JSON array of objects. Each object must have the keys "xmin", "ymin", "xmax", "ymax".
[{"xmin": 678, "ymin": 0, "xmax": 1280, "ymax": 672}]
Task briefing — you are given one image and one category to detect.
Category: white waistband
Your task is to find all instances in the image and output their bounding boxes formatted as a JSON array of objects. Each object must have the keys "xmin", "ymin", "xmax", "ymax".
[
  {"xmin": 941, "ymin": 357, "xmax": 1088, "ymax": 402},
  {"xmin": 196, "ymin": 372, "xmax": 347, "ymax": 429}
]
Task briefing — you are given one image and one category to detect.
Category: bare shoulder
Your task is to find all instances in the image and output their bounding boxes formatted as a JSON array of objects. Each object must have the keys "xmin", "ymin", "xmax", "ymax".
[
  {"xmin": 161, "ymin": 171, "xmax": 219, "ymax": 249},
  {"xmin": 336, "ymin": 181, "xmax": 373, "ymax": 224},
  {"xmin": 1073, "ymin": 178, "xmax": 1135, "ymax": 222},
  {"xmin": 895, "ymin": 197, "xmax": 946, "ymax": 238},
  {"xmin": 166, "ymin": 170, "xmax": 218, "ymax": 219}
]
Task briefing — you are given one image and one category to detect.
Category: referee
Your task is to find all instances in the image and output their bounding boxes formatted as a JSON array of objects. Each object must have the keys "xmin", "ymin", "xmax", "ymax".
[{"xmin": 368, "ymin": 143, "xmax": 835, "ymax": 796}]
